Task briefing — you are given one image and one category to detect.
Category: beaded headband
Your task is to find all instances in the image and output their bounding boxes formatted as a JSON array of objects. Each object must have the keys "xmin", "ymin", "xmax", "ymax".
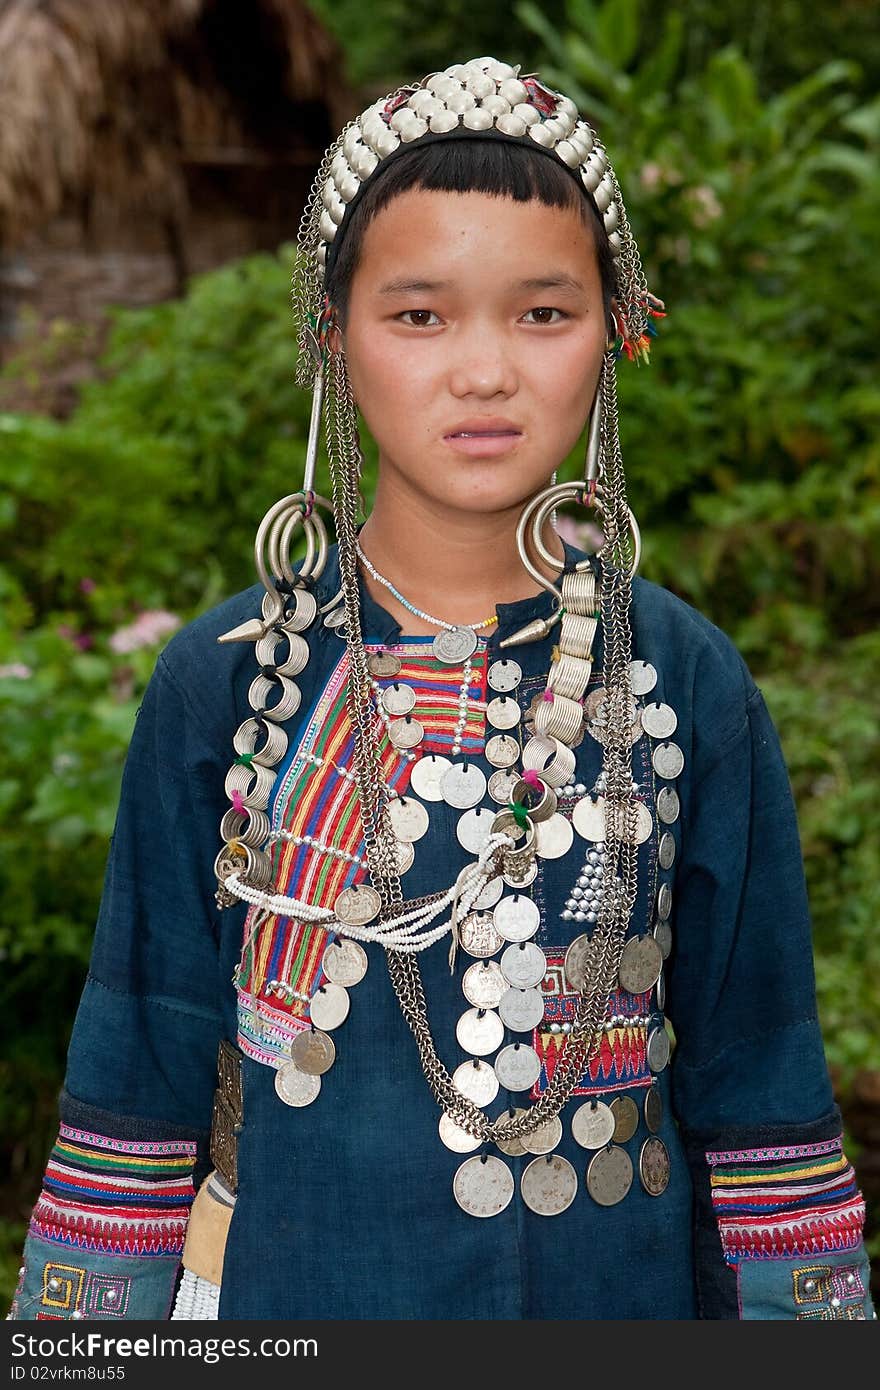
[{"xmin": 291, "ymin": 55, "xmax": 665, "ymax": 386}]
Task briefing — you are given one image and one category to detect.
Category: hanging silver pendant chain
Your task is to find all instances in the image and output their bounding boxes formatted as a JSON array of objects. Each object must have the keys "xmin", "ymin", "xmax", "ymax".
[{"xmin": 325, "ymin": 346, "xmax": 639, "ymax": 1145}]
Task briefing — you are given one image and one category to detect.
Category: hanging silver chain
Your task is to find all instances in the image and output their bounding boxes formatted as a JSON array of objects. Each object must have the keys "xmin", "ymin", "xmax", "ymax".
[{"xmin": 324, "ymin": 340, "xmax": 641, "ymax": 1145}]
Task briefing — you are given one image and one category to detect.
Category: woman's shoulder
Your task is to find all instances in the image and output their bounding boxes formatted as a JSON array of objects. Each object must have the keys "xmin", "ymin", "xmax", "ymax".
[{"xmin": 630, "ymin": 571, "xmax": 756, "ymax": 697}]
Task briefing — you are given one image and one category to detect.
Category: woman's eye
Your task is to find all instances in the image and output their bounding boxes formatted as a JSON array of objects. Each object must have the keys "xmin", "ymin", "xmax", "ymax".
[
  {"xmin": 398, "ymin": 309, "xmax": 441, "ymax": 327},
  {"xmin": 523, "ymin": 306, "xmax": 567, "ymax": 324}
]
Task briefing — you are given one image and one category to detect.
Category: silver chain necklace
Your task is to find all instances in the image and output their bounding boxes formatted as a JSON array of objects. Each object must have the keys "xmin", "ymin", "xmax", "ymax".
[{"xmin": 326, "ymin": 350, "xmax": 638, "ymax": 1147}]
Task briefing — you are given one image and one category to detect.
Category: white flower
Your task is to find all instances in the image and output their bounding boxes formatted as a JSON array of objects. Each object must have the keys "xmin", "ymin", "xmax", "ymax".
[{"xmin": 109, "ymin": 610, "xmax": 181, "ymax": 654}]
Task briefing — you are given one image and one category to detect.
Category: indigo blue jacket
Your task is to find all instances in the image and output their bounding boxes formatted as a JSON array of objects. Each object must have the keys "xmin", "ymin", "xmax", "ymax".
[{"xmin": 10, "ymin": 542, "xmax": 873, "ymax": 1321}]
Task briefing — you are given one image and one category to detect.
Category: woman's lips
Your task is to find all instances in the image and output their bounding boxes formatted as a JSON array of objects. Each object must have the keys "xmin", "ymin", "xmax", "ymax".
[{"xmin": 443, "ymin": 430, "xmax": 523, "ymax": 458}]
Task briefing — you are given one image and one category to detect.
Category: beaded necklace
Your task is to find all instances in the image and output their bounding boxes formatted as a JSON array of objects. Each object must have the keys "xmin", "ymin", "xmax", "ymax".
[{"xmin": 355, "ymin": 542, "xmax": 499, "ymax": 635}]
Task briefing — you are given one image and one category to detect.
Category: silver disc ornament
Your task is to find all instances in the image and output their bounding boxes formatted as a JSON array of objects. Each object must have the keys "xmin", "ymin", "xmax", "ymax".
[
  {"xmin": 658, "ymin": 831, "xmax": 676, "ymax": 869},
  {"xmin": 485, "ymin": 734, "xmax": 520, "ymax": 769},
  {"xmin": 654, "ymin": 919, "xmax": 673, "ymax": 960},
  {"xmin": 368, "ymin": 650, "xmax": 401, "ymax": 678},
  {"xmin": 572, "ymin": 1100, "xmax": 616, "ymax": 1150},
  {"xmin": 521, "ymin": 1154, "xmax": 578, "ymax": 1215},
  {"xmin": 290, "ymin": 1027, "xmax": 336, "ymax": 1076},
  {"xmin": 494, "ymin": 1042, "xmax": 542, "ymax": 1092},
  {"xmin": 394, "ymin": 839, "xmax": 415, "ymax": 875},
  {"xmin": 610, "ymin": 1095, "xmax": 639, "ymax": 1143},
  {"xmin": 334, "ymin": 884, "xmax": 381, "ymax": 927},
  {"xmin": 535, "ymin": 813, "xmax": 575, "ymax": 860},
  {"xmin": 645, "ymin": 1085, "xmax": 663, "ymax": 1134},
  {"xmin": 618, "ymin": 934, "xmax": 663, "ymax": 995},
  {"xmin": 453, "ymin": 1155, "xmax": 515, "ymax": 1218},
  {"xmin": 488, "ymin": 769, "xmax": 520, "ymax": 804},
  {"xmin": 470, "ymin": 873, "xmax": 504, "ymax": 911},
  {"xmin": 647, "ymin": 1025, "xmax": 671, "ymax": 1073},
  {"xmin": 498, "ymin": 987, "xmax": 546, "ymax": 1032},
  {"xmin": 657, "ymin": 882, "xmax": 672, "ymax": 920},
  {"xmin": 487, "ymin": 659, "xmax": 522, "ymax": 693},
  {"xmin": 388, "ymin": 716, "xmax": 424, "ymax": 750},
  {"xmin": 630, "ymin": 660, "xmax": 657, "ymax": 696},
  {"xmin": 433, "ymin": 626, "xmax": 478, "ymax": 665},
  {"xmin": 275, "ymin": 1062, "xmax": 321, "ymax": 1108},
  {"xmin": 409, "ymin": 753, "xmax": 451, "ymax": 802},
  {"xmin": 456, "ymin": 1007, "xmax": 505, "ymax": 1056},
  {"xmin": 322, "ymin": 937, "xmax": 368, "ymax": 988},
  {"xmin": 494, "ymin": 1108, "xmax": 529, "ymax": 1157},
  {"xmin": 493, "ymin": 894, "xmax": 540, "ymax": 942},
  {"xmin": 521, "ymin": 1115, "xmax": 563, "ymax": 1156},
  {"xmin": 640, "ymin": 702, "xmax": 678, "ymax": 739},
  {"xmin": 564, "ymin": 934, "xmax": 593, "ymax": 992},
  {"xmin": 459, "ymin": 912, "xmax": 505, "ymax": 959},
  {"xmin": 639, "ymin": 1137, "xmax": 671, "ymax": 1196},
  {"xmin": 586, "ymin": 1145, "xmax": 634, "ymax": 1206},
  {"xmin": 572, "ymin": 795, "xmax": 606, "ymax": 843},
  {"xmin": 487, "ymin": 695, "xmax": 521, "ymax": 731},
  {"xmin": 500, "ymin": 941, "xmax": 548, "ymax": 989},
  {"xmin": 309, "ymin": 982, "xmax": 350, "ymax": 1031},
  {"xmin": 441, "ymin": 761, "xmax": 487, "ymax": 809},
  {"xmin": 386, "ymin": 795, "xmax": 430, "ymax": 842},
  {"xmin": 456, "ymin": 807, "xmax": 495, "ymax": 855},
  {"xmin": 453, "ymin": 1059, "xmax": 500, "ymax": 1107},
  {"xmin": 656, "ymin": 787, "xmax": 680, "ymax": 824},
  {"xmin": 439, "ymin": 1112, "xmax": 482, "ymax": 1154},
  {"xmin": 381, "ymin": 682, "xmax": 416, "ymax": 716},
  {"xmin": 462, "ymin": 960, "xmax": 507, "ymax": 1009},
  {"xmin": 652, "ymin": 742, "xmax": 685, "ymax": 781}
]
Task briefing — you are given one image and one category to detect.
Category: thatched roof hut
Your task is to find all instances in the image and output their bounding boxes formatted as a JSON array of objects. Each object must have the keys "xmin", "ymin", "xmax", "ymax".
[{"xmin": 0, "ymin": 0, "xmax": 354, "ymax": 407}]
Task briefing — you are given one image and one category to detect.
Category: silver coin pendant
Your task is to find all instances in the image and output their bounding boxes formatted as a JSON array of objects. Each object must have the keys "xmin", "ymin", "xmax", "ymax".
[
  {"xmin": 487, "ymin": 658, "xmax": 522, "ymax": 693},
  {"xmin": 453, "ymin": 1154, "xmax": 514, "ymax": 1218},
  {"xmin": 309, "ymin": 981, "xmax": 350, "ymax": 1031},
  {"xmin": 274, "ymin": 1061, "xmax": 321, "ymax": 1108},
  {"xmin": 521, "ymin": 1154, "xmax": 578, "ymax": 1215}
]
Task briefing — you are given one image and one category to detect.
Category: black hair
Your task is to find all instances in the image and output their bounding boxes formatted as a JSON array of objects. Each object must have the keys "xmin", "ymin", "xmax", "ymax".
[{"xmin": 324, "ymin": 135, "xmax": 617, "ymax": 331}]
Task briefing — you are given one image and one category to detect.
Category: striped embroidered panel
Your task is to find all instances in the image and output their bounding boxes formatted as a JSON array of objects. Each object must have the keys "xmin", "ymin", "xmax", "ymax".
[
  {"xmin": 707, "ymin": 1136, "xmax": 866, "ymax": 1264},
  {"xmin": 531, "ymin": 956, "xmax": 652, "ymax": 1098},
  {"xmin": 29, "ymin": 1125, "xmax": 197, "ymax": 1259},
  {"xmin": 236, "ymin": 641, "xmax": 489, "ymax": 1068}
]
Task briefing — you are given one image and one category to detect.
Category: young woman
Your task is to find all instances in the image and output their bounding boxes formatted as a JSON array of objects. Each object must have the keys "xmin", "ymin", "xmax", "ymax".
[{"xmin": 10, "ymin": 56, "xmax": 873, "ymax": 1322}]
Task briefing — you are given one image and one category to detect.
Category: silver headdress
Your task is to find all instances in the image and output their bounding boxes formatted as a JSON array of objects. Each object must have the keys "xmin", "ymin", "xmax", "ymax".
[{"xmin": 215, "ymin": 56, "xmax": 666, "ymax": 1149}]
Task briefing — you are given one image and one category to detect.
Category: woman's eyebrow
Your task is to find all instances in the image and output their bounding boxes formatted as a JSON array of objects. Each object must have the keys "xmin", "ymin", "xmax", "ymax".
[
  {"xmin": 517, "ymin": 273, "xmax": 586, "ymax": 294},
  {"xmin": 377, "ymin": 272, "xmax": 586, "ymax": 297},
  {"xmin": 377, "ymin": 277, "xmax": 450, "ymax": 296}
]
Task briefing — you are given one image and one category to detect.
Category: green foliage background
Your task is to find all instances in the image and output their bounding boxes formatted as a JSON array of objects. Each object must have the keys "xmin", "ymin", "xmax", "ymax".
[{"xmin": 2, "ymin": 0, "xmax": 878, "ymax": 1301}]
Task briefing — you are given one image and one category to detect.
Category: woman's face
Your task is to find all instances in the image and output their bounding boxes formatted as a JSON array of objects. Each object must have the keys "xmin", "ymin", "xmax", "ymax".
[{"xmin": 336, "ymin": 187, "xmax": 609, "ymax": 521}]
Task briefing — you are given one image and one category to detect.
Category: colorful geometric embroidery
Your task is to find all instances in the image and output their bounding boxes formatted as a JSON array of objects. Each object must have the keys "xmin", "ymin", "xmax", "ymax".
[
  {"xmin": 236, "ymin": 641, "xmax": 490, "ymax": 1068},
  {"xmin": 29, "ymin": 1125, "xmax": 196, "ymax": 1259},
  {"xmin": 792, "ymin": 1263, "xmax": 867, "ymax": 1319},
  {"xmin": 530, "ymin": 949, "xmax": 651, "ymax": 1098},
  {"xmin": 707, "ymin": 1136, "xmax": 866, "ymax": 1264},
  {"xmin": 85, "ymin": 1272, "xmax": 131, "ymax": 1317},
  {"xmin": 41, "ymin": 1262, "xmax": 85, "ymax": 1311}
]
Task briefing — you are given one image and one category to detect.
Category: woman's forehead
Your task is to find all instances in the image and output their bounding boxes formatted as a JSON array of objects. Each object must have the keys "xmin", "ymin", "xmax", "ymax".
[{"xmin": 355, "ymin": 187, "xmax": 599, "ymax": 284}]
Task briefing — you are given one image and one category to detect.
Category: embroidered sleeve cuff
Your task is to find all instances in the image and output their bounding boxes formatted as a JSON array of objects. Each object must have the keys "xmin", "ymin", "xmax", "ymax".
[
  {"xmin": 8, "ymin": 1112, "xmax": 198, "ymax": 1321},
  {"xmin": 682, "ymin": 1108, "xmax": 875, "ymax": 1320}
]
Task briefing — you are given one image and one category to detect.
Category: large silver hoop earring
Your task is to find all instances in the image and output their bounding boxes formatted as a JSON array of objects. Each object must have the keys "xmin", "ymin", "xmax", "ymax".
[{"xmin": 218, "ymin": 326, "xmax": 335, "ymax": 644}]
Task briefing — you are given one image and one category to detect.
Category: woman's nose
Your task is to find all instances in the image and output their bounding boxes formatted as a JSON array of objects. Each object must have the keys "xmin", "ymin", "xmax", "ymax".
[{"xmin": 448, "ymin": 332, "xmax": 518, "ymax": 398}]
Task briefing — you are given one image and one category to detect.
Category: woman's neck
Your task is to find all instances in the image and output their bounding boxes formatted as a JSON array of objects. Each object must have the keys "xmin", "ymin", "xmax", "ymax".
[{"xmin": 355, "ymin": 494, "xmax": 565, "ymax": 637}]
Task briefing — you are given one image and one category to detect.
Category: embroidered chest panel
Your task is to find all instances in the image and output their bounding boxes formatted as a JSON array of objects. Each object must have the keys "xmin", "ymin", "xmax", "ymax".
[{"xmin": 234, "ymin": 641, "xmax": 680, "ymax": 1102}]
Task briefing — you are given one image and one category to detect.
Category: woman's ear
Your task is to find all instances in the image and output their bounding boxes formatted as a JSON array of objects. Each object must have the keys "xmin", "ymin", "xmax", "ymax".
[
  {"xmin": 606, "ymin": 296, "xmax": 619, "ymax": 348},
  {"xmin": 327, "ymin": 320, "xmax": 343, "ymax": 356}
]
